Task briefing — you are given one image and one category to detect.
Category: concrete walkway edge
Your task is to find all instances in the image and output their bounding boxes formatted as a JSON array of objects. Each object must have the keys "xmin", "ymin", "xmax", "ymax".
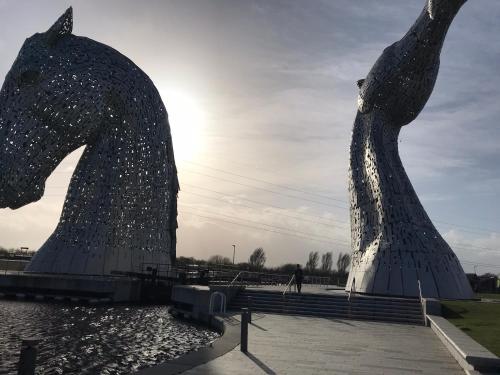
[{"xmin": 427, "ymin": 314, "xmax": 500, "ymax": 374}]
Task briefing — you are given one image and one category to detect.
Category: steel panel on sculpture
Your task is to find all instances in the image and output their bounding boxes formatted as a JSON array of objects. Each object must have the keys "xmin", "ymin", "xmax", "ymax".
[
  {"xmin": 347, "ymin": 0, "xmax": 473, "ymax": 299},
  {"xmin": 0, "ymin": 8, "xmax": 179, "ymax": 275}
]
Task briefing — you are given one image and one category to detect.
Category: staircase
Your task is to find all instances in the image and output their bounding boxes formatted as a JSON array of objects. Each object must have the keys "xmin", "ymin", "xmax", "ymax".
[{"xmin": 229, "ymin": 289, "xmax": 424, "ymax": 325}]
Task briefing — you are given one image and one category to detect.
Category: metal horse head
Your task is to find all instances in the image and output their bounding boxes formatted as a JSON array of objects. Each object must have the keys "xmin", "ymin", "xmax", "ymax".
[{"xmin": 0, "ymin": 9, "xmax": 179, "ymax": 275}]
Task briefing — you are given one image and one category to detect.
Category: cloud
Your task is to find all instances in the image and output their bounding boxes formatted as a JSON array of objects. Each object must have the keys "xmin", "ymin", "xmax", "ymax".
[
  {"xmin": 442, "ymin": 229, "xmax": 500, "ymax": 274},
  {"xmin": 0, "ymin": 0, "xmax": 499, "ymax": 271}
]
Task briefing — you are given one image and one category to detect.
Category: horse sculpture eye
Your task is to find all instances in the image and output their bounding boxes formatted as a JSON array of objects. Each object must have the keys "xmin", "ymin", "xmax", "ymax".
[{"xmin": 18, "ymin": 69, "xmax": 41, "ymax": 86}]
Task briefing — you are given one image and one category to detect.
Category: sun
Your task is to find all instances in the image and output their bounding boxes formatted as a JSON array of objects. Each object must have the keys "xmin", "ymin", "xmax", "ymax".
[{"xmin": 160, "ymin": 89, "xmax": 206, "ymax": 162}]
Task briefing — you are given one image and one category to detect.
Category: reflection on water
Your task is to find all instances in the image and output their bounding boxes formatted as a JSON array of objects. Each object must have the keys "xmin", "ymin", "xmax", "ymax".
[{"xmin": 0, "ymin": 300, "xmax": 218, "ymax": 375}]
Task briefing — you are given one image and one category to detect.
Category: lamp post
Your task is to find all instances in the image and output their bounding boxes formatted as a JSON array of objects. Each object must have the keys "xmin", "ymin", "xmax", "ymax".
[{"xmin": 232, "ymin": 244, "xmax": 236, "ymax": 265}]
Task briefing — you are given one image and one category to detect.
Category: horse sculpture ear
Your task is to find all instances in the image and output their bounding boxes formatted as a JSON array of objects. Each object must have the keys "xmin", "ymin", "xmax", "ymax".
[{"xmin": 46, "ymin": 7, "xmax": 73, "ymax": 46}]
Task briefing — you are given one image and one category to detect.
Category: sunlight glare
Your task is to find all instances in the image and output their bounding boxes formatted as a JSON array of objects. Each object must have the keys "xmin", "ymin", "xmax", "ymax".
[{"xmin": 160, "ymin": 89, "xmax": 206, "ymax": 162}]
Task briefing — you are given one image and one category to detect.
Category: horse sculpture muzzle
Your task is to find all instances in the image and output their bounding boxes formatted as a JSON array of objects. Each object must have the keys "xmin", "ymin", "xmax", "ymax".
[
  {"xmin": 0, "ymin": 113, "xmax": 50, "ymax": 209},
  {"xmin": 357, "ymin": 0, "xmax": 467, "ymax": 127},
  {"xmin": 0, "ymin": 116, "xmax": 47, "ymax": 209}
]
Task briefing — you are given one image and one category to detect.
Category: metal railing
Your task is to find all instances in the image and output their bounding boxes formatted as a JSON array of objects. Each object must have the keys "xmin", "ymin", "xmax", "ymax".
[
  {"xmin": 1, "ymin": 269, "xmax": 137, "ymax": 281},
  {"xmin": 417, "ymin": 279, "xmax": 427, "ymax": 325},
  {"xmin": 347, "ymin": 278, "xmax": 356, "ymax": 320},
  {"xmin": 214, "ymin": 270, "xmax": 293, "ymax": 288},
  {"xmin": 209, "ymin": 291, "xmax": 227, "ymax": 315},
  {"xmin": 1, "ymin": 270, "xmax": 24, "ymax": 276},
  {"xmin": 2, "ymin": 263, "xmax": 335, "ymax": 289},
  {"xmin": 228, "ymin": 271, "xmax": 245, "ymax": 287},
  {"xmin": 282, "ymin": 275, "xmax": 296, "ymax": 296},
  {"xmin": 417, "ymin": 279, "xmax": 423, "ymax": 303},
  {"xmin": 302, "ymin": 275, "xmax": 330, "ymax": 287},
  {"xmin": 348, "ymin": 278, "xmax": 356, "ymax": 302},
  {"xmin": 142, "ymin": 263, "xmax": 244, "ymax": 284}
]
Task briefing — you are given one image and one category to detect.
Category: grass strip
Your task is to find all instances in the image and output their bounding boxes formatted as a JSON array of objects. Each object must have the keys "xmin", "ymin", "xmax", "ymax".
[{"xmin": 442, "ymin": 300, "xmax": 500, "ymax": 357}]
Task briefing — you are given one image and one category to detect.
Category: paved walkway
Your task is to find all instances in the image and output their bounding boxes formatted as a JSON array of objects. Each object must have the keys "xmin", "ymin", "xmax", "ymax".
[
  {"xmin": 246, "ymin": 284, "xmax": 346, "ymax": 295},
  {"xmin": 183, "ymin": 314, "xmax": 463, "ymax": 375}
]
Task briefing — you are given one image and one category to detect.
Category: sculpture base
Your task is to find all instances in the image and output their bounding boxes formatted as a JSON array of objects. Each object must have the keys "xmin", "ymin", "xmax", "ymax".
[{"xmin": 346, "ymin": 249, "xmax": 474, "ymax": 300}]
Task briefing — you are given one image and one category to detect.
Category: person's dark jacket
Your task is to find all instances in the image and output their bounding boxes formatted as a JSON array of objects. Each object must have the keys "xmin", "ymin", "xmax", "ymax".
[{"xmin": 294, "ymin": 268, "xmax": 303, "ymax": 283}]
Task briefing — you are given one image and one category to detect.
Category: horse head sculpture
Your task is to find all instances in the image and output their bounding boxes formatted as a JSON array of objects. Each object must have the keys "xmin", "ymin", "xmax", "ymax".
[
  {"xmin": 347, "ymin": 0, "xmax": 473, "ymax": 299},
  {"xmin": 0, "ymin": 8, "xmax": 179, "ymax": 275}
]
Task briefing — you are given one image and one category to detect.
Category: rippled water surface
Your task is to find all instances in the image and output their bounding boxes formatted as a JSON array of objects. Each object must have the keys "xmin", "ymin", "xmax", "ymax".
[{"xmin": 0, "ymin": 300, "xmax": 219, "ymax": 374}]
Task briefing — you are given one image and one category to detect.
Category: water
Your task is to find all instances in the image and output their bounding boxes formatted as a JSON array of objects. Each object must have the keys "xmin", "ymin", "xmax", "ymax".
[{"xmin": 0, "ymin": 300, "xmax": 219, "ymax": 374}]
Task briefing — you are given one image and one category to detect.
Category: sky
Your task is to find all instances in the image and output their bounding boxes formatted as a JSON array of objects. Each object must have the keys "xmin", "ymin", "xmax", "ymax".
[{"xmin": 0, "ymin": 0, "xmax": 499, "ymax": 274}]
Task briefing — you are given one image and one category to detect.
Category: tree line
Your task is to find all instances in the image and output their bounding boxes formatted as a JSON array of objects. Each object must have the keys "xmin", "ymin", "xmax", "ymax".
[{"xmin": 177, "ymin": 248, "xmax": 352, "ymax": 284}]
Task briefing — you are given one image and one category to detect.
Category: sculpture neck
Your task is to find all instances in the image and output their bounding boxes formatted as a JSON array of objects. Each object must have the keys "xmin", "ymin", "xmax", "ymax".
[
  {"xmin": 349, "ymin": 111, "xmax": 434, "ymax": 252},
  {"xmin": 46, "ymin": 110, "xmax": 178, "ymax": 271}
]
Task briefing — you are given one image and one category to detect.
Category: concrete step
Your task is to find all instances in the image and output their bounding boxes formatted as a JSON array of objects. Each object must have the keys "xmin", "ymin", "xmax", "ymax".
[
  {"xmin": 233, "ymin": 295, "xmax": 421, "ymax": 313},
  {"xmin": 230, "ymin": 300, "xmax": 422, "ymax": 316},
  {"xmin": 232, "ymin": 296, "xmax": 422, "ymax": 312},
  {"xmin": 228, "ymin": 306, "xmax": 424, "ymax": 325},
  {"xmin": 230, "ymin": 302, "xmax": 423, "ymax": 320},
  {"xmin": 243, "ymin": 289, "xmax": 419, "ymax": 302},
  {"xmin": 230, "ymin": 290, "xmax": 424, "ymax": 325},
  {"xmin": 240, "ymin": 291, "xmax": 420, "ymax": 306}
]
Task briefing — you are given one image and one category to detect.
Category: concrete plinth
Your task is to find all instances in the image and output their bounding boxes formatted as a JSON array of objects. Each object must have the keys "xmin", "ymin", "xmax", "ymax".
[{"xmin": 170, "ymin": 285, "xmax": 242, "ymax": 323}]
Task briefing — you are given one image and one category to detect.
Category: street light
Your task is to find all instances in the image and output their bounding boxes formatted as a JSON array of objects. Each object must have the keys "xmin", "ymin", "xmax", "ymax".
[{"xmin": 232, "ymin": 244, "xmax": 236, "ymax": 265}]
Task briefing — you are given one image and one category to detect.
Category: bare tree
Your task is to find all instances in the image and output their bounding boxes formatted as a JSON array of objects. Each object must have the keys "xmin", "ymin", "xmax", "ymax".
[
  {"xmin": 306, "ymin": 251, "xmax": 319, "ymax": 272},
  {"xmin": 248, "ymin": 247, "xmax": 266, "ymax": 270},
  {"xmin": 208, "ymin": 254, "xmax": 232, "ymax": 265},
  {"xmin": 336, "ymin": 252, "xmax": 351, "ymax": 276},
  {"xmin": 321, "ymin": 252, "xmax": 333, "ymax": 272}
]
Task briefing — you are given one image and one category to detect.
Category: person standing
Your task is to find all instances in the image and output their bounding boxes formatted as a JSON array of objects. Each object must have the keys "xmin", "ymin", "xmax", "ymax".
[{"xmin": 294, "ymin": 264, "xmax": 303, "ymax": 293}]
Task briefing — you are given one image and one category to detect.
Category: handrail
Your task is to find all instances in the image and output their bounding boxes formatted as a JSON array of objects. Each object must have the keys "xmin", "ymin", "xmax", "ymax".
[
  {"xmin": 208, "ymin": 268, "xmax": 333, "ymax": 289},
  {"xmin": 282, "ymin": 275, "xmax": 296, "ymax": 296},
  {"xmin": 229, "ymin": 271, "xmax": 244, "ymax": 287},
  {"xmin": 348, "ymin": 278, "xmax": 356, "ymax": 302},
  {"xmin": 209, "ymin": 291, "xmax": 226, "ymax": 315},
  {"xmin": 226, "ymin": 270, "xmax": 291, "ymax": 288},
  {"xmin": 417, "ymin": 279, "xmax": 423, "ymax": 303},
  {"xmin": 417, "ymin": 279, "xmax": 427, "ymax": 325}
]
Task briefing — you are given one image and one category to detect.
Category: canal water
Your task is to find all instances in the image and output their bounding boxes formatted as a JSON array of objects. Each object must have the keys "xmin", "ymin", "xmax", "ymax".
[{"xmin": 0, "ymin": 300, "xmax": 219, "ymax": 374}]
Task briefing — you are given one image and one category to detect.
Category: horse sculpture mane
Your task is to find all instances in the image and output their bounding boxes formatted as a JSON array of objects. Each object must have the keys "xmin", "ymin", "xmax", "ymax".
[
  {"xmin": 347, "ymin": 0, "xmax": 473, "ymax": 299},
  {"xmin": 0, "ymin": 8, "xmax": 179, "ymax": 275}
]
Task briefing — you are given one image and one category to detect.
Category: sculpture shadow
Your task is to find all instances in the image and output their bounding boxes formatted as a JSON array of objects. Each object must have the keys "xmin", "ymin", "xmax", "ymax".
[
  {"xmin": 245, "ymin": 352, "xmax": 277, "ymax": 375},
  {"xmin": 250, "ymin": 322, "xmax": 268, "ymax": 331},
  {"xmin": 324, "ymin": 318, "xmax": 354, "ymax": 326},
  {"xmin": 441, "ymin": 304, "xmax": 466, "ymax": 319}
]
